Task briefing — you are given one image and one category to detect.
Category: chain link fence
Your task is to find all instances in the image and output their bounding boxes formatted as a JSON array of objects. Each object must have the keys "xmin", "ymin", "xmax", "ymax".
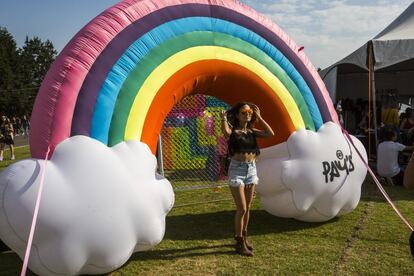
[{"xmin": 159, "ymin": 94, "xmax": 230, "ymax": 190}]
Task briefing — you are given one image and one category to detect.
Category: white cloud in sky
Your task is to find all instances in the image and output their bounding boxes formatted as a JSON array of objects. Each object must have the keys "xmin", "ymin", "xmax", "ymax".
[
  {"xmin": 1, "ymin": 0, "xmax": 411, "ymax": 70},
  {"xmin": 242, "ymin": 0, "xmax": 412, "ymax": 69}
]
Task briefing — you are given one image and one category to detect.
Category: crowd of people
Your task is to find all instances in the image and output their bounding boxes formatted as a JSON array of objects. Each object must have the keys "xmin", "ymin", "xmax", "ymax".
[
  {"xmin": 336, "ymin": 97, "xmax": 413, "ymax": 140},
  {"xmin": 335, "ymin": 97, "xmax": 414, "ymax": 188},
  {"xmin": 0, "ymin": 115, "xmax": 30, "ymax": 162},
  {"xmin": 377, "ymin": 127, "xmax": 414, "ymax": 187},
  {"xmin": 376, "ymin": 105, "xmax": 414, "ymax": 188}
]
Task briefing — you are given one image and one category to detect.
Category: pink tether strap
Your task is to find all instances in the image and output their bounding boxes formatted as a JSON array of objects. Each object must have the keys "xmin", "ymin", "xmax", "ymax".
[
  {"xmin": 342, "ymin": 129, "xmax": 413, "ymax": 232},
  {"xmin": 21, "ymin": 147, "xmax": 51, "ymax": 276}
]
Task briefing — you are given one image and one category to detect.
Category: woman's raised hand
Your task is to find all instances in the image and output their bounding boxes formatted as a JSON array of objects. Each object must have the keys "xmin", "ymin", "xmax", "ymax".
[
  {"xmin": 221, "ymin": 110, "xmax": 227, "ymax": 120},
  {"xmin": 252, "ymin": 104, "xmax": 261, "ymax": 119}
]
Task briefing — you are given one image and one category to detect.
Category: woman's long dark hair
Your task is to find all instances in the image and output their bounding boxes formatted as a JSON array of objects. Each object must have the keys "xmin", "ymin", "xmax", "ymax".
[{"xmin": 226, "ymin": 102, "xmax": 258, "ymax": 129}]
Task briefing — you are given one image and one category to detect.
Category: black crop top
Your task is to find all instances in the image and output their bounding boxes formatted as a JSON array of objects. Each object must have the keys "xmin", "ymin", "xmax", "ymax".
[{"xmin": 228, "ymin": 130, "xmax": 260, "ymax": 156}]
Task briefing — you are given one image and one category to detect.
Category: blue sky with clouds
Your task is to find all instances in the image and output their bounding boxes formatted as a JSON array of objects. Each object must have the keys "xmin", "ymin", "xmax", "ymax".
[{"xmin": 0, "ymin": 0, "xmax": 412, "ymax": 69}]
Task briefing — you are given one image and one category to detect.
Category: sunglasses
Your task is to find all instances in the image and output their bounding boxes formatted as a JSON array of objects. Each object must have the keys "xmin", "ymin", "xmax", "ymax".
[{"xmin": 240, "ymin": 109, "xmax": 253, "ymax": 115}]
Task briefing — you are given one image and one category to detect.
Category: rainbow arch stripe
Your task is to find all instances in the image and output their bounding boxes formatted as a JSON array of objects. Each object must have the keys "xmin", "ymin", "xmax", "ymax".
[{"xmin": 30, "ymin": 0, "xmax": 339, "ymax": 159}]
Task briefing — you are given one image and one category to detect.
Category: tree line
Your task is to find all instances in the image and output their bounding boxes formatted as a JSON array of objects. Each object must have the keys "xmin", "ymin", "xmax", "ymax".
[{"xmin": 0, "ymin": 27, "xmax": 56, "ymax": 117}]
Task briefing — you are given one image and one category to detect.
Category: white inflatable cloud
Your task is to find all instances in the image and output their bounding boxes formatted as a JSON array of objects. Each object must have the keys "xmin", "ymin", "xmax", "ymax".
[
  {"xmin": 0, "ymin": 136, "xmax": 174, "ymax": 275},
  {"xmin": 257, "ymin": 122, "xmax": 367, "ymax": 222}
]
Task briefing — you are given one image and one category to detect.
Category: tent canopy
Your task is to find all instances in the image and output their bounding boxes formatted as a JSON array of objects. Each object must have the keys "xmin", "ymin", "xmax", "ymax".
[{"xmin": 320, "ymin": 2, "xmax": 414, "ymax": 102}]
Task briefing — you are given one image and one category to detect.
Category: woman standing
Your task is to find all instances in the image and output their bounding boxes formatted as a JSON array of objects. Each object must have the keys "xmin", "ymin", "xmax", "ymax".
[{"xmin": 221, "ymin": 102, "xmax": 274, "ymax": 256}]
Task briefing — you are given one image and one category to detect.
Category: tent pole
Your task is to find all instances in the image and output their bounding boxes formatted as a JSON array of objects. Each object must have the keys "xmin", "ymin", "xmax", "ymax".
[
  {"xmin": 368, "ymin": 42, "xmax": 379, "ymax": 160},
  {"xmin": 368, "ymin": 43, "xmax": 372, "ymax": 159}
]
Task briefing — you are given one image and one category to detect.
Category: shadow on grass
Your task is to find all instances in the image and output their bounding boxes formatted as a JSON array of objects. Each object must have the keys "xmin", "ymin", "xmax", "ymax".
[
  {"xmin": 130, "ymin": 243, "xmax": 236, "ymax": 262},
  {"xmin": 164, "ymin": 209, "xmax": 335, "ymax": 241},
  {"xmin": 123, "ymin": 210, "xmax": 337, "ymax": 264},
  {"xmin": 0, "ymin": 210, "xmax": 337, "ymax": 273},
  {"xmin": 361, "ymin": 176, "xmax": 414, "ymax": 202},
  {"xmin": 0, "ymin": 240, "xmax": 10, "ymax": 252},
  {"xmin": 0, "ymin": 251, "xmax": 36, "ymax": 276}
]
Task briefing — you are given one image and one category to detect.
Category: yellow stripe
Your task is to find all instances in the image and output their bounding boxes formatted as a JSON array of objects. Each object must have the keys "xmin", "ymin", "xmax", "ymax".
[{"xmin": 125, "ymin": 46, "xmax": 305, "ymax": 140}]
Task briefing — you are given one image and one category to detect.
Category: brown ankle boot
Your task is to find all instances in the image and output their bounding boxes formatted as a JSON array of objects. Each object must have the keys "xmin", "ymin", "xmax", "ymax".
[
  {"xmin": 242, "ymin": 230, "xmax": 253, "ymax": 251},
  {"xmin": 234, "ymin": 236, "xmax": 253, "ymax": 256}
]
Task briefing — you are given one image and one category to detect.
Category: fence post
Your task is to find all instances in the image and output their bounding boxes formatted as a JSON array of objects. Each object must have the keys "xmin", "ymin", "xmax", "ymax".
[{"xmin": 157, "ymin": 134, "xmax": 165, "ymax": 176}]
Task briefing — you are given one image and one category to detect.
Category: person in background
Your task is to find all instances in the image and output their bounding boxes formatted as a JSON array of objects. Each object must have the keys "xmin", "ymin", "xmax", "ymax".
[
  {"xmin": 0, "ymin": 116, "xmax": 15, "ymax": 161},
  {"xmin": 21, "ymin": 115, "xmax": 30, "ymax": 138},
  {"xmin": 399, "ymin": 107, "xmax": 412, "ymax": 123},
  {"xmin": 381, "ymin": 101, "xmax": 400, "ymax": 129},
  {"xmin": 404, "ymin": 152, "xmax": 414, "ymax": 189},
  {"xmin": 357, "ymin": 109, "xmax": 372, "ymax": 132},
  {"xmin": 400, "ymin": 108, "xmax": 414, "ymax": 144},
  {"xmin": 377, "ymin": 127, "xmax": 414, "ymax": 186},
  {"xmin": 221, "ymin": 102, "xmax": 274, "ymax": 256},
  {"xmin": 11, "ymin": 117, "xmax": 19, "ymax": 136},
  {"xmin": 335, "ymin": 101, "xmax": 344, "ymax": 127}
]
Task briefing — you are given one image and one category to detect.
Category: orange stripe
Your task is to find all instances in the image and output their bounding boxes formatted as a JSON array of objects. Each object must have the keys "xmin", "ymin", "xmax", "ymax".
[{"xmin": 141, "ymin": 59, "xmax": 296, "ymax": 153}]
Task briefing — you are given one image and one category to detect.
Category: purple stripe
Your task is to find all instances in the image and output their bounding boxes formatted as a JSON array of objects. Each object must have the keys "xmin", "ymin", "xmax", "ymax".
[{"xmin": 71, "ymin": 4, "xmax": 332, "ymax": 136}]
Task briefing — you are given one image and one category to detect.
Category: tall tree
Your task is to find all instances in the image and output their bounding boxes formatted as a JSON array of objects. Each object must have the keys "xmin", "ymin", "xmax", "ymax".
[
  {"xmin": 19, "ymin": 36, "xmax": 57, "ymax": 114},
  {"xmin": 0, "ymin": 27, "xmax": 19, "ymax": 115}
]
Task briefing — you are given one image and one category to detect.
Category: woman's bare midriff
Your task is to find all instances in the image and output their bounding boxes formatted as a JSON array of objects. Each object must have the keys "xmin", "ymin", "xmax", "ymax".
[{"xmin": 231, "ymin": 152, "xmax": 256, "ymax": 162}]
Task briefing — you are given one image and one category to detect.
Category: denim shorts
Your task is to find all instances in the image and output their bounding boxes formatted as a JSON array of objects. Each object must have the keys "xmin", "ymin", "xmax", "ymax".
[{"xmin": 228, "ymin": 159, "xmax": 259, "ymax": 187}]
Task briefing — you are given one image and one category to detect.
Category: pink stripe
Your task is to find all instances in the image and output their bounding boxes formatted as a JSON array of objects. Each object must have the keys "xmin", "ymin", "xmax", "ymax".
[{"xmin": 20, "ymin": 147, "xmax": 51, "ymax": 276}]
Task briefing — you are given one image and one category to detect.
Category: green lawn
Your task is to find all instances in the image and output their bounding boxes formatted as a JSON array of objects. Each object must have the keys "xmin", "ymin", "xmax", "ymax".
[
  {"xmin": 0, "ymin": 145, "xmax": 31, "ymax": 171},
  {"xmin": 1, "ymin": 147, "xmax": 414, "ymax": 275}
]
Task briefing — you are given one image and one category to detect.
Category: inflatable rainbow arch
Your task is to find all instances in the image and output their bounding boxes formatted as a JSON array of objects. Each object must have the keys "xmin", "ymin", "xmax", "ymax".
[
  {"xmin": 30, "ymin": 0, "xmax": 339, "ymax": 159},
  {"xmin": 1, "ymin": 1, "xmax": 369, "ymax": 274}
]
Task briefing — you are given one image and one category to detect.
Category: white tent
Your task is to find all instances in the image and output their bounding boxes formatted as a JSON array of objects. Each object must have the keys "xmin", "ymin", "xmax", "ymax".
[
  {"xmin": 320, "ymin": 2, "xmax": 414, "ymax": 103},
  {"xmin": 320, "ymin": 2, "xmax": 414, "ymax": 153}
]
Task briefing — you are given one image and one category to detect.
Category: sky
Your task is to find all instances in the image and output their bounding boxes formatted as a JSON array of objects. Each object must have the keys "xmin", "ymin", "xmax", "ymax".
[{"xmin": 0, "ymin": 0, "xmax": 412, "ymax": 69}]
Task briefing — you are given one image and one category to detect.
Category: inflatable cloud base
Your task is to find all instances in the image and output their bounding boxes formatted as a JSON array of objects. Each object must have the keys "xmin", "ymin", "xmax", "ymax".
[
  {"xmin": 0, "ymin": 137, "xmax": 174, "ymax": 275},
  {"xmin": 257, "ymin": 122, "xmax": 367, "ymax": 222}
]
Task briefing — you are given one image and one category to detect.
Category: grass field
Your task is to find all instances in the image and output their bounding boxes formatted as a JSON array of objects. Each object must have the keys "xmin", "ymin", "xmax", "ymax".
[{"xmin": 1, "ymin": 147, "xmax": 414, "ymax": 275}]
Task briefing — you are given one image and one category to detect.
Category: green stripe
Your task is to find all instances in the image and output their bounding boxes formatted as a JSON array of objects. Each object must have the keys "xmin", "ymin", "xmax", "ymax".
[{"xmin": 108, "ymin": 31, "xmax": 315, "ymax": 146}]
